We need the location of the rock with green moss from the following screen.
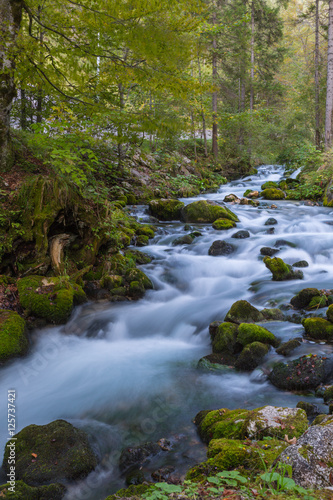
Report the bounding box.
[261,188,285,200]
[125,268,153,290]
[323,178,333,207]
[0,481,66,500]
[181,200,239,223]
[244,406,308,440]
[308,295,327,309]
[263,256,303,281]
[296,401,320,418]
[209,321,222,341]
[235,342,269,371]
[302,317,333,341]
[261,181,279,190]
[100,274,124,290]
[269,355,333,391]
[194,405,307,445]
[148,199,185,221]
[224,300,265,324]
[2,420,97,485]
[261,308,285,321]
[0,309,28,363]
[17,276,86,324]
[323,386,333,403]
[277,422,333,488]
[276,337,302,356]
[290,288,321,309]
[135,225,155,238]
[172,234,194,245]
[237,323,279,347]
[119,442,161,473]
[136,235,149,246]
[123,249,152,265]
[327,304,333,323]
[212,322,239,354]
[197,353,236,370]
[212,218,236,230]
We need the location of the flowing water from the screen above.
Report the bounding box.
[1,164,333,499]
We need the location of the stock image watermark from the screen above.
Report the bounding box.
[6,389,16,493]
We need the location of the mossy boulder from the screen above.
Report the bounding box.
[261,308,285,321]
[237,323,279,348]
[224,300,265,325]
[172,234,194,245]
[135,225,155,238]
[2,420,97,485]
[148,199,185,221]
[290,288,321,309]
[0,309,28,363]
[323,386,333,402]
[327,304,333,323]
[212,322,239,354]
[181,200,239,223]
[197,353,236,371]
[261,181,279,190]
[308,295,328,309]
[269,355,333,391]
[296,401,320,418]
[100,274,124,290]
[276,338,302,356]
[234,342,269,371]
[263,256,303,281]
[136,235,149,246]
[195,405,307,445]
[125,268,153,290]
[261,188,285,200]
[17,276,86,324]
[244,406,308,440]
[302,317,333,341]
[123,249,152,265]
[293,260,309,268]
[212,218,236,230]
[0,481,66,500]
[208,240,236,256]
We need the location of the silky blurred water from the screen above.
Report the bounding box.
[0,164,332,499]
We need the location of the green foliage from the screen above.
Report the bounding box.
[142,482,182,500]
[259,461,315,498]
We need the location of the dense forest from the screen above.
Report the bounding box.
[2,1,333,499]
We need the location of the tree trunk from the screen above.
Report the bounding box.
[117,83,125,167]
[197,55,207,157]
[325,0,333,150]
[0,0,23,171]
[250,0,255,113]
[315,0,320,148]
[20,88,26,130]
[212,11,218,160]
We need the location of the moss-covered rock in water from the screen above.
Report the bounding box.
[290,288,321,309]
[212,218,236,230]
[244,406,308,440]
[0,309,28,363]
[2,420,97,485]
[135,225,155,238]
[100,274,123,290]
[261,181,279,190]
[17,276,86,324]
[224,300,264,324]
[296,401,320,418]
[172,234,194,245]
[148,199,185,221]
[327,304,333,323]
[308,295,328,309]
[261,308,285,321]
[263,256,303,281]
[181,200,239,223]
[269,355,333,391]
[197,353,236,371]
[235,342,269,371]
[123,249,152,265]
[323,386,333,403]
[261,188,285,200]
[237,323,279,348]
[276,337,302,356]
[0,481,66,500]
[125,268,153,290]
[302,317,333,341]
[136,235,149,246]
[212,322,239,354]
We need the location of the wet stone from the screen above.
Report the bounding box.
[231,230,250,239]
[208,240,236,256]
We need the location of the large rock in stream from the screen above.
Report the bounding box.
[2,420,97,485]
[148,199,185,221]
[264,257,303,281]
[181,200,239,223]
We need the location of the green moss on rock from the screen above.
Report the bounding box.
[212,219,236,230]
[261,188,285,200]
[17,276,85,324]
[290,288,321,309]
[327,304,333,323]
[2,420,97,485]
[0,309,28,363]
[181,200,239,223]
[235,342,269,371]
[195,408,249,443]
[0,481,66,500]
[237,323,279,347]
[135,225,155,238]
[212,322,239,354]
[323,386,333,403]
[123,249,152,265]
[104,484,152,500]
[148,199,185,221]
[264,256,303,281]
[100,275,124,290]
[224,300,264,324]
[302,317,333,341]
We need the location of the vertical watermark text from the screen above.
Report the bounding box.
[6,389,16,492]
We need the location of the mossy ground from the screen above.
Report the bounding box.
[0,308,28,362]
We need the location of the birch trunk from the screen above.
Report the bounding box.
[212,11,218,160]
[325,0,333,150]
